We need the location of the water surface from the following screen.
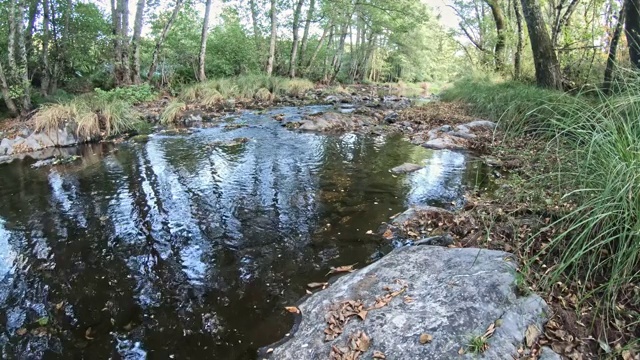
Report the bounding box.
[0,106,490,359]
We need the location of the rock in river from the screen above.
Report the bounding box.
[266,246,560,360]
[390,163,423,174]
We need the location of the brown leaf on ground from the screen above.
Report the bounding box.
[16,328,27,336]
[525,324,541,347]
[329,331,371,360]
[382,229,393,239]
[373,350,386,359]
[484,322,497,339]
[324,300,367,341]
[308,282,329,289]
[419,333,433,344]
[326,264,357,276]
[85,327,94,340]
[285,306,300,314]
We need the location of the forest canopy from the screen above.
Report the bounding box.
[0,0,639,116]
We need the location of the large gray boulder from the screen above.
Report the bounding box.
[267,246,559,360]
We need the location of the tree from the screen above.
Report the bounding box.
[289,0,305,77]
[484,0,506,70]
[266,0,277,76]
[604,5,625,93]
[0,61,18,116]
[147,0,185,81]
[198,0,213,81]
[513,0,524,79]
[626,0,640,68]
[131,0,146,84]
[520,0,563,89]
[41,0,51,95]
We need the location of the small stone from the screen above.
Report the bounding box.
[390,163,423,174]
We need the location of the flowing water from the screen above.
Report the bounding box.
[0,106,492,359]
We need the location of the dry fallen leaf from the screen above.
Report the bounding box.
[266,348,274,354]
[55,301,65,311]
[308,282,329,289]
[419,333,433,344]
[525,324,541,347]
[458,347,465,355]
[373,350,386,359]
[326,264,356,276]
[85,327,95,340]
[382,229,393,239]
[285,306,300,314]
[16,328,27,336]
[484,322,496,339]
[357,310,368,321]
[306,289,312,295]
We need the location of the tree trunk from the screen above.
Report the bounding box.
[266,0,277,76]
[551,0,580,47]
[299,0,315,66]
[330,23,349,83]
[249,0,262,52]
[485,0,506,70]
[520,0,563,89]
[25,0,40,59]
[289,0,305,77]
[111,0,123,84]
[147,0,185,81]
[305,23,330,72]
[120,0,131,85]
[513,0,524,79]
[626,0,640,68]
[0,62,19,116]
[198,0,213,82]
[8,0,18,72]
[16,0,31,112]
[131,0,146,84]
[603,5,626,93]
[41,0,51,95]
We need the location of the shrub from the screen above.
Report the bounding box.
[160,100,186,124]
[443,76,640,316]
[94,84,157,104]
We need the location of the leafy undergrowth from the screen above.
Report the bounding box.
[435,77,640,359]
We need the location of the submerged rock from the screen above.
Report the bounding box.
[266,246,559,360]
[31,155,81,169]
[390,163,423,174]
[208,137,250,147]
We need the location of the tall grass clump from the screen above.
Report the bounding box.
[444,75,640,317]
[177,75,314,105]
[160,100,186,124]
[35,95,140,138]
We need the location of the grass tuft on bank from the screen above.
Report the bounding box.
[177,75,314,109]
[443,77,640,320]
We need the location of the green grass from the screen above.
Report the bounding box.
[177,75,314,106]
[466,335,489,354]
[35,94,141,138]
[443,76,640,318]
[160,100,186,124]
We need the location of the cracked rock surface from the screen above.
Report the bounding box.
[267,246,561,360]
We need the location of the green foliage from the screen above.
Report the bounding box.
[34,92,141,138]
[178,76,314,105]
[160,100,186,124]
[444,77,640,317]
[94,84,157,104]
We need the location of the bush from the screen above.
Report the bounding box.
[34,94,141,138]
[443,76,640,315]
[94,84,157,104]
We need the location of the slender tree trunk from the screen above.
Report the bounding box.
[0,62,19,116]
[249,0,262,51]
[551,0,580,47]
[120,0,131,85]
[16,0,31,112]
[266,0,277,76]
[111,0,123,84]
[41,0,51,95]
[626,0,640,68]
[513,0,524,79]
[485,0,506,70]
[8,0,18,73]
[322,26,335,82]
[131,0,146,84]
[289,0,305,77]
[603,5,626,93]
[305,23,330,72]
[331,23,349,83]
[147,0,185,81]
[25,0,40,59]
[198,0,213,82]
[299,0,315,66]
[520,0,563,89]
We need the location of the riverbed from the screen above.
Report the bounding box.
[0,106,491,359]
